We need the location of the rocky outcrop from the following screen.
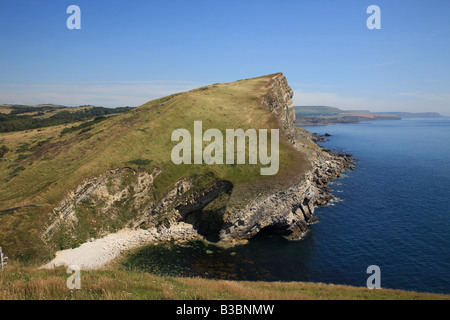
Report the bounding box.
[43,168,233,249]
[219,149,355,243]
[42,168,162,246]
[130,173,233,236]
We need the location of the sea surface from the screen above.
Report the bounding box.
[124,118,450,294]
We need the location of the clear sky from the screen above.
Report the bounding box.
[1,0,449,115]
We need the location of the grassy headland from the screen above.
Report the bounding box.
[0,73,307,261]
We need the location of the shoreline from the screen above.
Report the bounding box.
[41,222,199,270]
[41,151,356,271]
[41,133,356,271]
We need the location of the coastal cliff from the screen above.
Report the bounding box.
[220,149,354,243]
[0,73,355,263]
[42,73,355,251]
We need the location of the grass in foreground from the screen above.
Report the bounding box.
[1,263,448,300]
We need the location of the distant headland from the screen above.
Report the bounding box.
[295,106,444,126]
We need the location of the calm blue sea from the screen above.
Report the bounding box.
[297,118,450,294]
[125,118,450,294]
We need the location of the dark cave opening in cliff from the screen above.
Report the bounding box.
[254,224,294,239]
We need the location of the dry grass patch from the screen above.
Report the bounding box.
[1,264,448,300]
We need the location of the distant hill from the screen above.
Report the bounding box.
[294,106,342,116]
[373,112,444,118]
[295,106,443,126]
[295,106,400,126]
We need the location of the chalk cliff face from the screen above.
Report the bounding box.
[41,73,355,251]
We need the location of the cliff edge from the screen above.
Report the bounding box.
[219,73,355,243]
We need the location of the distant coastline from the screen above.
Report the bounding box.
[294,106,444,126]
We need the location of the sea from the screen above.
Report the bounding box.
[123,118,450,294]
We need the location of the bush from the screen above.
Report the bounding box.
[0,145,9,158]
[126,159,153,166]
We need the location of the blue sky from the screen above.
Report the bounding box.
[1,0,449,115]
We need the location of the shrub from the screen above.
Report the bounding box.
[0,144,9,158]
[126,159,153,166]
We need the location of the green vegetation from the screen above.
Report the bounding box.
[0,105,134,133]
[1,263,448,300]
[0,144,9,158]
[60,116,108,135]
[126,159,153,166]
[7,166,26,181]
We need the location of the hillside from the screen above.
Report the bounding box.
[0,73,352,263]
